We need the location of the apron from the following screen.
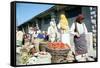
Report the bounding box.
[74,33,87,55]
[74,22,87,55]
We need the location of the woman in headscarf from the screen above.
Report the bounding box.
[48,21,58,42]
[70,14,88,61]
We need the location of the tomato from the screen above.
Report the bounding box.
[48,42,70,50]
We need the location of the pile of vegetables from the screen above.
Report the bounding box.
[48,42,70,50]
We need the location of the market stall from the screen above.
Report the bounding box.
[39,42,72,63]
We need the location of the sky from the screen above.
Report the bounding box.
[16,3,53,26]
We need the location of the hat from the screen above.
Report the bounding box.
[76,14,84,21]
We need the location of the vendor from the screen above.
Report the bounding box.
[28,27,34,43]
[23,33,31,45]
[37,31,45,39]
[44,31,49,41]
[16,28,24,47]
[70,14,88,61]
[48,21,58,42]
[57,12,70,44]
[58,12,69,34]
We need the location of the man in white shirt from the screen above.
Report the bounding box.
[70,14,90,62]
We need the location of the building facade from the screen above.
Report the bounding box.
[18,5,96,34]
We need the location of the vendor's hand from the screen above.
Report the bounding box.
[76,33,80,37]
[74,33,80,38]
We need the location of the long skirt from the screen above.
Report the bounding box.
[74,34,87,55]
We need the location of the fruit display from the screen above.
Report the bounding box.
[48,42,70,50]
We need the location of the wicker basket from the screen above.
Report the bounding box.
[46,47,70,56]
